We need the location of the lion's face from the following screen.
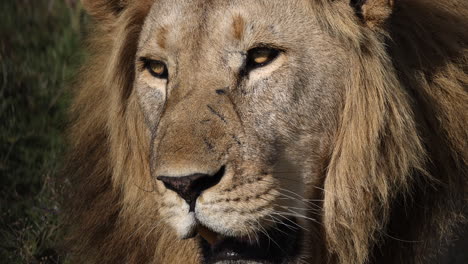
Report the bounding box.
[71,0,467,263]
[134,0,347,262]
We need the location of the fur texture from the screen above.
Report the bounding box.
[64,0,467,263]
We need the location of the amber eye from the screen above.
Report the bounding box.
[144,59,168,79]
[246,47,280,70]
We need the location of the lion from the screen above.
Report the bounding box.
[64,0,467,263]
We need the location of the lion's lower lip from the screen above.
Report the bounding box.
[200,218,302,264]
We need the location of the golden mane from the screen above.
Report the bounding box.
[64,0,467,263]
[65,1,199,262]
[311,0,467,262]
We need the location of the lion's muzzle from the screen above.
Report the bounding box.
[157,166,226,212]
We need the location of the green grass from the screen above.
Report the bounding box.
[0,1,85,263]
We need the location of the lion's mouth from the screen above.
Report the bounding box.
[198,218,302,264]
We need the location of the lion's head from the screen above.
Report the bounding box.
[65,0,467,263]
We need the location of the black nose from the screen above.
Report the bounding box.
[157,166,225,211]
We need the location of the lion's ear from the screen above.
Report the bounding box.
[350,0,394,28]
[81,0,129,21]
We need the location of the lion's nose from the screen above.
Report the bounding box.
[157,166,225,211]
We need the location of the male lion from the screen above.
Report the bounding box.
[65,0,467,263]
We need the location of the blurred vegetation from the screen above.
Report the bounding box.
[0,0,85,263]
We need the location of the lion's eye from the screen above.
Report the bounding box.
[144,59,168,79]
[246,47,280,70]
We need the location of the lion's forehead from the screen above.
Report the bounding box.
[139,0,311,56]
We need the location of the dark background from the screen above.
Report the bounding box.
[0,0,84,263]
[0,1,466,263]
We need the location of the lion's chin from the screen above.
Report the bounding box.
[198,218,302,264]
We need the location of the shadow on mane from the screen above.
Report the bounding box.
[63,0,467,263]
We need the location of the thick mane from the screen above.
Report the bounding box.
[312,0,467,263]
[64,0,467,263]
[65,2,200,263]
[64,5,154,263]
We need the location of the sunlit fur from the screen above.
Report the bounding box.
[65,0,467,263]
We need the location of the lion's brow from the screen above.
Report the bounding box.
[232,14,245,41]
[157,26,169,49]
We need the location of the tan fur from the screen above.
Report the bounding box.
[65,0,467,263]
[232,15,245,41]
[157,26,168,50]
